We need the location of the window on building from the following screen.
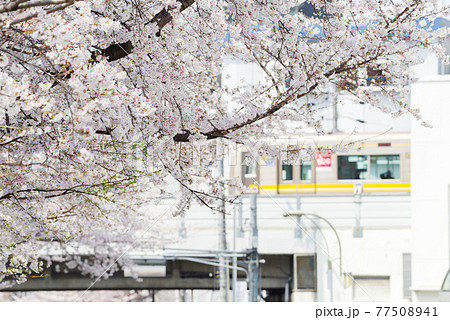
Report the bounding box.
[295,255,317,291]
[338,70,358,91]
[300,160,312,181]
[338,155,368,180]
[370,155,400,180]
[281,161,293,181]
[366,66,387,86]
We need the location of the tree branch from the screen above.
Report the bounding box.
[0,136,23,147]
[103,0,196,62]
[173,55,382,142]
[0,178,134,201]
[8,1,74,26]
[0,0,73,14]
[148,0,195,36]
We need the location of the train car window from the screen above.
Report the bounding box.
[338,155,368,180]
[281,161,293,181]
[301,160,312,181]
[243,154,257,178]
[370,155,400,180]
[241,152,259,188]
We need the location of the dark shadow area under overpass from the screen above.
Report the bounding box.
[1,254,293,294]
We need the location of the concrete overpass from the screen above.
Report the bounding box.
[1,254,293,301]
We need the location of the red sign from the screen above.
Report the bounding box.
[316,151,332,167]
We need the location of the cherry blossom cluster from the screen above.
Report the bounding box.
[0,0,448,283]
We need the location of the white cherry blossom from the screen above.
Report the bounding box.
[0,0,448,284]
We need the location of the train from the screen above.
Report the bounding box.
[229,132,411,194]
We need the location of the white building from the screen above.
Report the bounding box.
[410,75,450,301]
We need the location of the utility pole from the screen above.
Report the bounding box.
[218,155,228,302]
[294,195,302,239]
[331,83,339,133]
[232,195,237,302]
[249,194,259,302]
[353,183,363,238]
[327,260,333,302]
[233,196,245,301]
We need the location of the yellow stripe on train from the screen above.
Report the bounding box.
[249,183,411,193]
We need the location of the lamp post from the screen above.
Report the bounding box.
[284,211,342,275]
[284,211,343,302]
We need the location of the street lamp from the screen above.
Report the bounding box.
[283,211,343,302]
[283,211,343,275]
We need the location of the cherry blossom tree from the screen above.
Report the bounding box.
[0,0,448,284]
[5,289,160,301]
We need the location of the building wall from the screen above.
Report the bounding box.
[410,75,450,301]
[166,192,411,302]
[165,46,444,301]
